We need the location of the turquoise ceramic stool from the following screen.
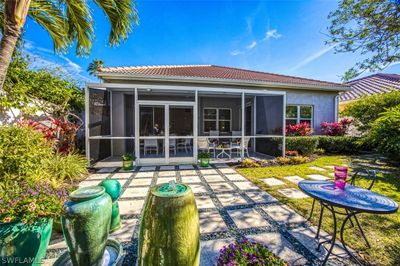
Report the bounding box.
[99,179,122,232]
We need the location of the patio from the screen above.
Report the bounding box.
[45,164,355,265]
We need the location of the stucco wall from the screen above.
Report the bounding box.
[286,90,338,133]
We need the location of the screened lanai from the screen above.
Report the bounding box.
[86,84,285,167]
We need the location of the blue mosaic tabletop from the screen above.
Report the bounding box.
[298,181,398,214]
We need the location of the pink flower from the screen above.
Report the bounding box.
[3,217,12,223]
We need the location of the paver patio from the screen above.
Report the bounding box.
[46,164,353,265]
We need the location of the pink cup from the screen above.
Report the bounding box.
[334,171,347,190]
[334,166,348,173]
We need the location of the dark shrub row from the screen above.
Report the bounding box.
[286,136,370,155]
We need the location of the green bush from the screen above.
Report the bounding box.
[0,126,52,180]
[44,153,88,183]
[342,91,400,132]
[316,136,363,153]
[366,105,400,161]
[285,136,319,155]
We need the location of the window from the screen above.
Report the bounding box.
[203,108,231,133]
[285,105,313,126]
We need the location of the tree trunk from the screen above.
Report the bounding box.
[0,22,21,93]
[0,0,31,93]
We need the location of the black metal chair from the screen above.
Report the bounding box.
[309,168,377,247]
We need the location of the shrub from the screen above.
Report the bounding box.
[290,156,309,164]
[314,148,325,155]
[0,126,52,180]
[317,136,363,153]
[240,158,260,168]
[276,156,291,165]
[44,153,88,183]
[365,105,400,161]
[341,90,400,132]
[320,118,353,136]
[285,122,312,136]
[217,238,287,266]
[285,150,299,156]
[285,136,319,155]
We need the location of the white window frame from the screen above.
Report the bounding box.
[203,108,232,133]
[285,105,313,127]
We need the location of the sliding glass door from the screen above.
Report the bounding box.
[137,102,195,165]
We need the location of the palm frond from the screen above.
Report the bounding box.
[0,0,5,34]
[28,0,69,53]
[60,0,94,56]
[93,0,138,46]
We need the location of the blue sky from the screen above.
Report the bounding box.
[22,0,400,84]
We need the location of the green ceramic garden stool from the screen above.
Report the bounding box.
[138,181,200,266]
[61,186,112,266]
[99,179,122,232]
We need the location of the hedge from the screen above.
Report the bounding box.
[286,136,367,155]
[285,136,319,155]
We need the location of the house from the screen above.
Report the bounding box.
[86,65,348,166]
[339,73,400,111]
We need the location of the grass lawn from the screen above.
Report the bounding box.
[237,155,400,266]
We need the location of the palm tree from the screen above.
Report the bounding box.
[87,59,104,76]
[0,0,138,91]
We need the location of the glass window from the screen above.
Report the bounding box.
[286,106,297,119]
[204,109,216,120]
[169,106,193,136]
[203,108,232,133]
[300,106,312,119]
[139,106,165,136]
[285,105,313,127]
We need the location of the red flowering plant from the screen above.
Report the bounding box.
[217,238,287,266]
[19,117,80,154]
[285,122,312,136]
[320,118,353,136]
[0,180,69,224]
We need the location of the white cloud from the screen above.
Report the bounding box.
[262,29,282,41]
[230,49,244,56]
[22,40,94,84]
[290,44,338,71]
[246,41,257,50]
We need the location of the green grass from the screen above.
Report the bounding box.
[237,155,400,266]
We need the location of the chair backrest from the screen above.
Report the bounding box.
[144,139,157,146]
[232,131,241,136]
[209,130,219,137]
[243,137,251,147]
[197,138,209,149]
[169,139,176,145]
[350,168,377,190]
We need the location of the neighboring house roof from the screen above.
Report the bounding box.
[97,64,348,91]
[340,73,400,102]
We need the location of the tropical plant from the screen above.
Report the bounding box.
[87,59,104,76]
[365,105,400,161]
[240,158,260,168]
[19,117,81,154]
[341,91,400,132]
[0,125,52,180]
[285,122,312,136]
[198,152,211,159]
[285,136,319,155]
[327,0,400,81]
[44,153,87,183]
[0,0,139,90]
[217,238,287,266]
[121,153,136,161]
[320,118,352,136]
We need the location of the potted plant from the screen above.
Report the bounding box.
[217,238,287,266]
[121,153,136,170]
[198,152,210,167]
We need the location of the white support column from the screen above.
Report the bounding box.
[282,93,286,157]
[241,92,245,160]
[253,96,257,153]
[134,88,140,165]
[85,86,90,166]
[194,90,198,164]
[165,104,170,164]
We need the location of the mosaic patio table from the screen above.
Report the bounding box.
[298,180,398,265]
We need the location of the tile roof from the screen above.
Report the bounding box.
[98,64,345,88]
[340,73,400,102]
